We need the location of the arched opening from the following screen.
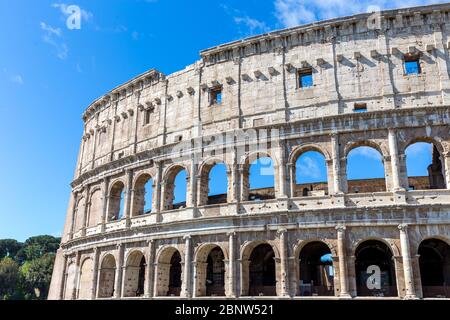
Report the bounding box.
[355,240,397,297]
[123,251,146,297]
[98,254,116,298]
[245,156,275,201]
[298,242,334,296]
[248,244,276,296]
[207,163,228,205]
[295,150,328,197]
[132,174,153,216]
[164,167,187,210]
[78,258,94,299]
[73,197,85,233]
[108,181,125,221]
[347,146,386,193]
[405,142,446,190]
[168,251,182,296]
[87,190,102,227]
[64,263,77,300]
[195,245,226,296]
[418,238,450,298]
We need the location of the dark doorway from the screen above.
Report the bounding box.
[419,239,450,298]
[206,247,225,296]
[248,244,276,296]
[168,251,182,296]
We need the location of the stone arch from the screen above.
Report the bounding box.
[78,257,94,299]
[132,173,154,216]
[417,237,450,298]
[197,158,231,205]
[354,239,398,297]
[240,241,280,296]
[98,254,116,298]
[73,196,86,233]
[403,137,447,190]
[155,246,183,296]
[289,145,330,197]
[107,180,125,221]
[194,243,227,297]
[64,262,77,300]
[344,141,388,193]
[123,250,146,297]
[162,164,189,210]
[240,151,277,201]
[87,188,102,227]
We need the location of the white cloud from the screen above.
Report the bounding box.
[221,4,270,36]
[297,156,321,179]
[273,0,446,28]
[11,74,24,85]
[349,146,382,160]
[51,3,93,22]
[40,22,68,60]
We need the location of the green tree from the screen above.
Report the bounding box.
[0,257,20,299]
[0,239,23,260]
[21,253,56,300]
[16,235,60,262]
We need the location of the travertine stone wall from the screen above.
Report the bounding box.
[49,4,450,300]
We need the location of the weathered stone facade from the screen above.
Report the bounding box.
[49,4,450,300]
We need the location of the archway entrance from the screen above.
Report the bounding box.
[298,242,334,296]
[355,240,397,297]
[248,244,276,296]
[419,239,450,298]
[123,251,146,297]
[168,251,182,296]
[98,255,116,298]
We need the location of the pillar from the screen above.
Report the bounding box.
[227,232,237,297]
[145,240,155,298]
[72,251,81,300]
[80,186,90,236]
[188,161,197,208]
[331,133,343,194]
[336,225,351,297]
[153,162,163,213]
[59,254,68,300]
[68,192,79,240]
[388,128,404,191]
[181,235,192,297]
[91,248,100,299]
[114,244,124,298]
[278,228,289,296]
[398,224,418,299]
[288,163,295,198]
[123,169,133,226]
[444,152,450,189]
[277,142,288,198]
[100,177,109,232]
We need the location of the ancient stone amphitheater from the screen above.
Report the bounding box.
[49,3,450,300]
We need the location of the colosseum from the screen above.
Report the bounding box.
[49,3,450,300]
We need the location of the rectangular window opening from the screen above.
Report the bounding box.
[298,68,313,88]
[144,109,152,126]
[210,87,222,105]
[354,103,367,113]
[404,55,421,75]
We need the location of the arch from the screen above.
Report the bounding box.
[87,188,102,227]
[298,241,334,296]
[98,254,116,298]
[162,164,188,210]
[405,139,447,190]
[132,173,153,216]
[241,152,276,201]
[246,243,277,296]
[294,150,329,197]
[155,246,183,296]
[73,196,85,232]
[107,181,125,221]
[194,244,226,296]
[344,140,388,159]
[418,238,450,298]
[346,143,386,193]
[64,262,77,300]
[354,240,398,297]
[123,250,146,297]
[198,158,230,205]
[288,144,332,164]
[78,257,94,299]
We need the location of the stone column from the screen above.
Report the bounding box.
[227,232,237,297]
[398,224,418,299]
[444,152,450,189]
[230,159,239,203]
[288,163,295,198]
[278,228,289,296]
[123,169,133,227]
[91,248,100,299]
[336,225,351,298]
[145,240,155,298]
[239,167,247,202]
[114,244,124,299]
[100,177,109,232]
[72,251,81,300]
[277,143,288,198]
[181,235,192,298]
[188,161,197,209]
[59,254,68,299]
[331,133,343,194]
[68,192,79,240]
[80,186,90,236]
[153,162,163,213]
[388,129,404,191]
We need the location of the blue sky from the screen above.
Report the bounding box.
[0,0,442,241]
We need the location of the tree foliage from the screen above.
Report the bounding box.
[0,235,60,300]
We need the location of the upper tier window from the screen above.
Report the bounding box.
[404,56,421,75]
[210,87,222,105]
[298,68,313,88]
